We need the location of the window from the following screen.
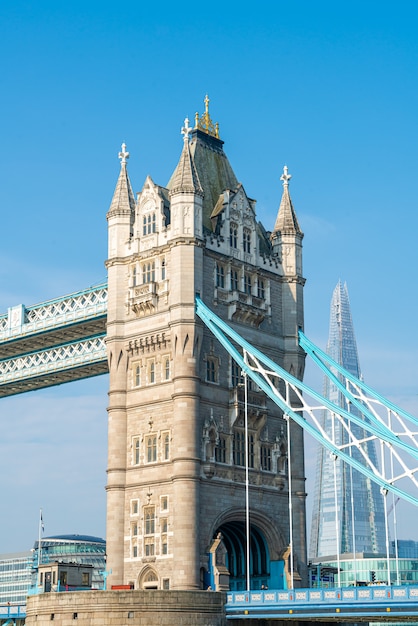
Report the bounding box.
[142,261,155,284]
[133,438,140,465]
[163,356,170,380]
[244,274,252,295]
[82,572,90,586]
[144,538,155,556]
[131,499,139,515]
[261,445,272,471]
[161,535,168,555]
[162,432,170,460]
[145,506,155,534]
[143,213,156,235]
[206,357,217,383]
[146,435,157,463]
[231,362,243,387]
[161,258,166,280]
[132,545,138,558]
[148,360,155,384]
[132,265,138,287]
[233,432,254,467]
[216,263,225,288]
[134,364,141,387]
[162,578,170,590]
[257,278,265,299]
[229,223,238,248]
[161,496,168,511]
[248,434,255,468]
[230,269,238,291]
[215,436,227,463]
[233,431,245,466]
[243,229,251,253]
[132,523,138,536]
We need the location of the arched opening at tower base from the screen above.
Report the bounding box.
[209,521,287,591]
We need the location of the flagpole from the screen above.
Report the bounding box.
[38,509,43,570]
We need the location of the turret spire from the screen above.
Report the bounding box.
[107,142,136,217]
[272,165,302,236]
[169,118,203,196]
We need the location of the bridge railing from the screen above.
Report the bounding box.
[227,584,418,606]
[0,283,108,339]
[0,604,26,618]
[0,336,107,383]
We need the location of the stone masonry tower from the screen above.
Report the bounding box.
[105,98,307,592]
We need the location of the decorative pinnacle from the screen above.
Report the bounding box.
[194,94,219,138]
[181,117,192,143]
[280,165,292,187]
[118,143,129,165]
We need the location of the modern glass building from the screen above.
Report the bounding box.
[309,281,386,560]
[393,540,418,559]
[310,552,418,587]
[0,534,106,606]
[34,535,106,590]
[0,551,33,606]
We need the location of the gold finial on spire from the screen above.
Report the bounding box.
[195,94,220,138]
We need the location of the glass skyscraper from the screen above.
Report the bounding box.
[309,281,386,560]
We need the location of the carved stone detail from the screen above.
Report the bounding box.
[127,333,169,355]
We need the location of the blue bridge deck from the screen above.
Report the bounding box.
[226,585,418,621]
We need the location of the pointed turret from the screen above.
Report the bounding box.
[107,143,136,259]
[168,118,204,240]
[272,166,302,236]
[107,143,136,218]
[272,165,305,384]
[169,118,203,197]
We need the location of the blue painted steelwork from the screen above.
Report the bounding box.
[226,585,418,620]
[299,328,418,428]
[0,283,107,341]
[195,296,418,507]
[0,334,106,379]
[0,284,108,396]
[0,605,25,620]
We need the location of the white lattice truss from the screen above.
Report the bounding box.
[0,336,106,382]
[0,283,108,336]
[196,296,418,507]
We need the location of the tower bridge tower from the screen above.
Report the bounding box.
[105,99,307,591]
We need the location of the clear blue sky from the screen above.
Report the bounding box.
[1,0,418,554]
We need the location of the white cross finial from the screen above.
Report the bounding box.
[118,143,129,165]
[181,117,192,142]
[280,165,292,187]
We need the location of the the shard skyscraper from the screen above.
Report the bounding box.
[309,281,386,559]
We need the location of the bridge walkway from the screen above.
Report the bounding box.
[0,284,108,397]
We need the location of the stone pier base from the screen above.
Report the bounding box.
[26,590,227,626]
